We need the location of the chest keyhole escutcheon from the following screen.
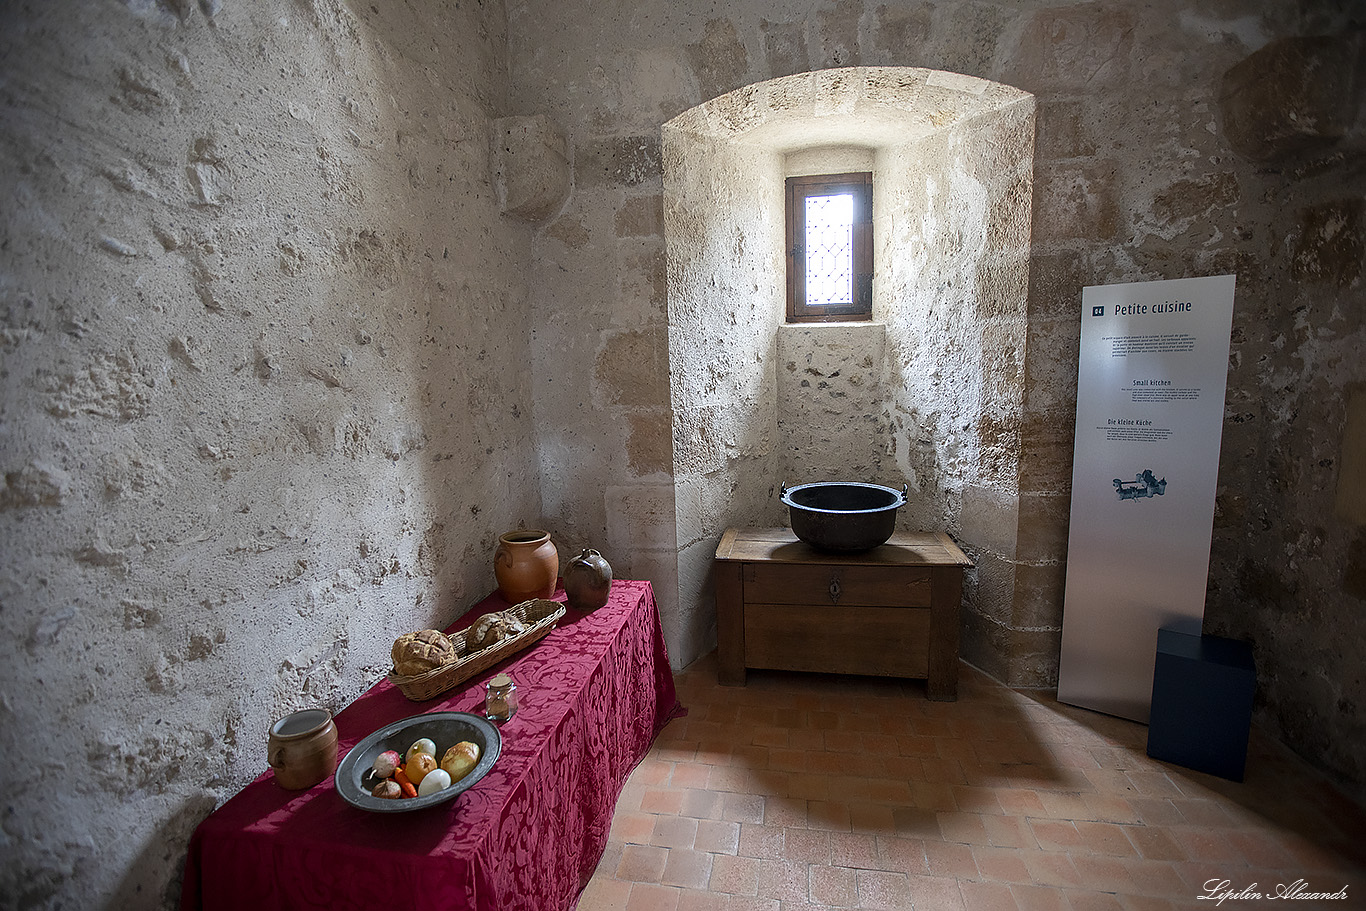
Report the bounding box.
[828,576,842,604]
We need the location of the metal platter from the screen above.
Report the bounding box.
[334,711,501,813]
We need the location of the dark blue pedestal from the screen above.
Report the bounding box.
[1146,627,1255,781]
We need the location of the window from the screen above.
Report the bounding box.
[785,172,873,323]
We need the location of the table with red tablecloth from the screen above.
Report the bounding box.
[180,580,683,911]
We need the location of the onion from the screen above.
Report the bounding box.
[371,779,403,799]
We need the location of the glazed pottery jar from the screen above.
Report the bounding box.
[494,529,558,603]
[267,708,338,790]
[563,547,613,611]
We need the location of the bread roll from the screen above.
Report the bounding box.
[464,611,528,651]
[391,629,457,676]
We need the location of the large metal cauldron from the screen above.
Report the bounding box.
[779,481,908,552]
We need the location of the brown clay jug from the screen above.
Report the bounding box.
[494,529,558,603]
[267,708,338,790]
[563,547,613,611]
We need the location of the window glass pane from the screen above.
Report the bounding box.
[804,193,854,306]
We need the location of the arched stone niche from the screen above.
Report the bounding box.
[663,67,1037,682]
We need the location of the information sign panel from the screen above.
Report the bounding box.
[1057,274,1236,723]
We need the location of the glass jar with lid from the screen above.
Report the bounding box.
[484,673,518,723]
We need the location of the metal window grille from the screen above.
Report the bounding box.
[804,194,855,306]
[785,172,872,323]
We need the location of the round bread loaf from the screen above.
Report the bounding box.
[391,629,457,676]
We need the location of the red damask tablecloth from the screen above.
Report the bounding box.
[180,580,683,911]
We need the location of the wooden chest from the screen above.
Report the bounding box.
[713,527,972,700]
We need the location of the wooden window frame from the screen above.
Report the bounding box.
[785,172,873,323]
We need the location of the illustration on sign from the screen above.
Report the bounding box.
[1114,470,1167,501]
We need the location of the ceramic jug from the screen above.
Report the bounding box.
[564,547,613,611]
[494,529,558,603]
[268,708,338,790]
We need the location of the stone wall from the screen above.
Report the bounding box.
[0,1,537,906]
[662,127,784,660]
[876,97,1036,684]
[506,0,1366,792]
[1203,30,1366,787]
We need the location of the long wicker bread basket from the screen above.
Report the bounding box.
[388,598,565,702]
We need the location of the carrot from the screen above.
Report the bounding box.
[393,766,418,799]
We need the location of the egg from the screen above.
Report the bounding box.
[417,767,451,797]
[405,738,437,764]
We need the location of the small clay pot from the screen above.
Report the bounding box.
[494,529,558,603]
[268,708,338,790]
[564,547,613,612]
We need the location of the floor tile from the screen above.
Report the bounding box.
[722,792,765,824]
[828,831,879,870]
[805,800,852,832]
[1063,888,1126,911]
[1029,818,1084,853]
[846,801,897,835]
[906,872,967,910]
[640,787,685,815]
[983,813,1037,849]
[782,827,831,864]
[755,858,810,904]
[738,822,785,859]
[660,848,714,890]
[1117,857,1188,897]
[764,799,807,828]
[577,874,632,911]
[959,878,1022,911]
[617,843,669,882]
[695,818,741,855]
[938,810,991,845]
[972,845,1033,884]
[675,889,727,911]
[670,762,711,790]
[625,882,681,911]
[1068,852,1139,893]
[924,838,979,877]
[1080,792,1141,825]
[807,863,858,907]
[1074,820,1138,856]
[709,853,760,895]
[611,810,659,844]
[854,868,911,911]
[678,787,722,820]
[1168,826,1241,864]
[649,814,698,850]
[1010,882,1070,911]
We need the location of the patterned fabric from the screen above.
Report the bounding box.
[180,580,684,911]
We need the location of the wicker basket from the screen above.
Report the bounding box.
[387,599,566,702]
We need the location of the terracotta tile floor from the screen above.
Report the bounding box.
[578,654,1366,911]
